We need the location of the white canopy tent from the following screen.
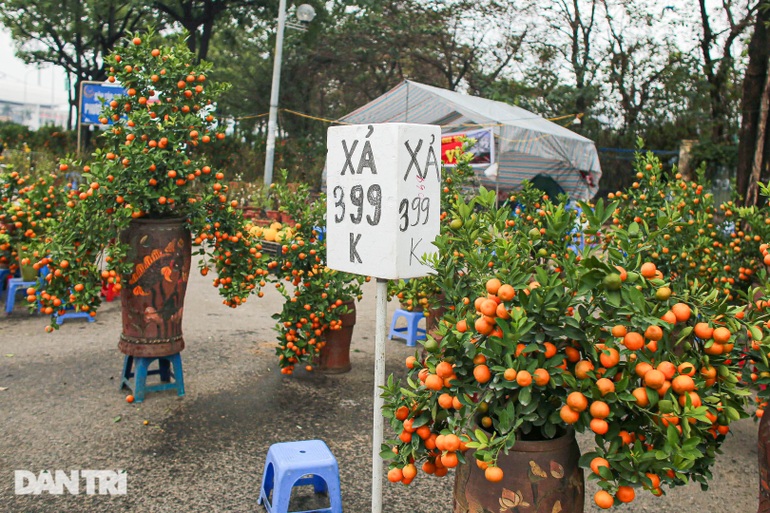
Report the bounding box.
[338,80,602,200]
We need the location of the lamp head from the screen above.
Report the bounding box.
[296,4,316,23]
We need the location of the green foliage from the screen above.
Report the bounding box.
[380,150,757,503]
[609,144,770,303]
[0,166,69,275]
[261,177,366,373]
[32,30,268,329]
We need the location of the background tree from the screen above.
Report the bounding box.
[152,0,271,61]
[695,0,759,143]
[737,1,770,205]
[602,1,688,145]
[0,0,154,129]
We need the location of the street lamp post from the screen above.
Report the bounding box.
[263,1,316,187]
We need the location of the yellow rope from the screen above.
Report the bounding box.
[232,108,584,127]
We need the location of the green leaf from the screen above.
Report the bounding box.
[380,449,397,460]
[725,406,741,422]
[474,429,489,445]
[519,387,532,406]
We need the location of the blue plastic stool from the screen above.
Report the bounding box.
[389,308,426,347]
[55,309,96,325]
[5,277,39,314]
[258,440,342,513]
[120,353,185,403]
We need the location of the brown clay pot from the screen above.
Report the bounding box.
[240,206,261,220]
[759,411,770,512]
[265,209,281,221]
[318,300,356,373]
[454,429,584,513]
[118,217,191,357]
[425,294,447,336]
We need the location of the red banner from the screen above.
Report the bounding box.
[441,128,494,166]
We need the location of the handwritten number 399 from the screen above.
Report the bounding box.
[399,197,430,231]
[333,184,382,226]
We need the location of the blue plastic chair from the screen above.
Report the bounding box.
[120,353,185,403]
[389,308,427,347]
[55,308,96,325]
[5,266,49,314]
[258,439,343,513]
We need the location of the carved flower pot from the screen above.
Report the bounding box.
[118,217,191,357]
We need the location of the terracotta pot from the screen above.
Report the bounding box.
[118,217,191,357]
[425,294,447,335]
[265,209,281,222]
[759,411,770,512]
[240,206,262,220]
[280,211,295,225]
[454,429,584,513]
[318,300,356,373]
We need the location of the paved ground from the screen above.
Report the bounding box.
[0,258,763,512]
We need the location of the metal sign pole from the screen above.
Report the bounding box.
[76,81,83,156]
[371,277,388,513]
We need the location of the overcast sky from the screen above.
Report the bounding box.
[0,27,69,108]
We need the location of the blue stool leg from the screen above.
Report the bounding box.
[5,283,17,313]
[133,358,151,403]
[170,353,185,397]
[258,460,275,507]
[407,312,426,347]
[120,355,134,391]
[326,467,343,513]
[270,468,294,513]
[159,358,171,382]
[388,310,401,340]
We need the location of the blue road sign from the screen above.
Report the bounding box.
[79,82,126,125]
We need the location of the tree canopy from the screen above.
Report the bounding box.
[1,0,768,200]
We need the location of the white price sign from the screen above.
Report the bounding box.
[326,123,441,280]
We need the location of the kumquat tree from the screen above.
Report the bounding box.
[261,177,366,374]
[381,152,762,509]
[27,30,270,330]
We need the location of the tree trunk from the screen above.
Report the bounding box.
[737,3,770,204]
[745,68,770,207]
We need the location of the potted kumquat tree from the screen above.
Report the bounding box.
[0,167,68,283]
[259,177,366,374]
[32,31,268,358]
[381,153,754,511]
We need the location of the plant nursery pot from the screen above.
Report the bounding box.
[759,411,770,512]
[240,206,261,220]
[280,211,295,225]
[453,429,584,513]
[425,294,447,335]
[118,217,191,357]
[17,251,37,281]
[318,300,356,373]
[265,209,282,222]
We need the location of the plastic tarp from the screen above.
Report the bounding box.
[338,80,602,200]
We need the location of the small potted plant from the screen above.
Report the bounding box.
[263,177,366,374]
[34,31,267,355]
[381,155,752,511]
[0,167,67,282]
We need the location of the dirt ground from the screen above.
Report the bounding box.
[0,258,763,512]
